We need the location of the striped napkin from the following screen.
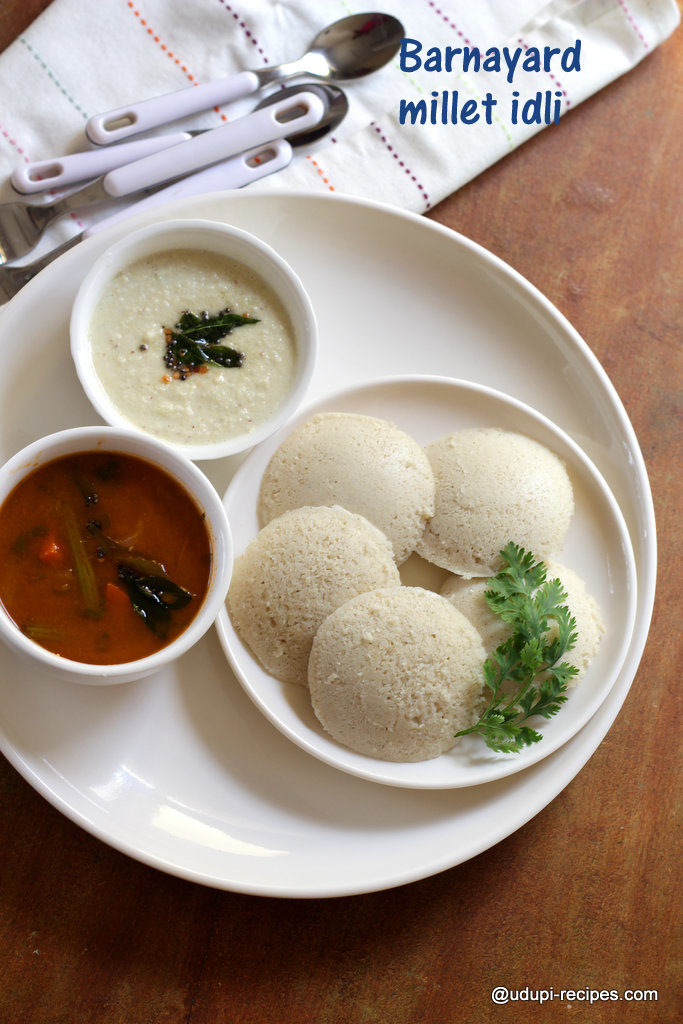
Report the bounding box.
[0,0,678,229]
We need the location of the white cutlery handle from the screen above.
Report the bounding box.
[83,139,293,238]
[102,92,324,198]
[10,132,193,194]
[85,71,261,145]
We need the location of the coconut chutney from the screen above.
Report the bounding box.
[89,248,297,446]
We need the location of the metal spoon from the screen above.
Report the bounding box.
[11,83,347,199]
[76,85,347,231]
[85,12,403,145]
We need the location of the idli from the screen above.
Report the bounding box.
[308,587,486,762]
[257,412,435,564]
[440,576,511,653]
[441,559,604,683]
[417,428,573,577]
[227,506,400,686]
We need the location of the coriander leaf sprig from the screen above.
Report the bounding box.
[455,542,579,754]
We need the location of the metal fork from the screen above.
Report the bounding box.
[0,178,138,267]
[0,157,228,266]
[1,85,334,268]
[0,138,295,305]
[0,130,197,266]
[1,87,332,267]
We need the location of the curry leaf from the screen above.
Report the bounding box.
[164,307,258,377]
[117,566,193,637]
[175,308,258,342]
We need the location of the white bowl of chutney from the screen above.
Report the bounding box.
[70,219,318,461]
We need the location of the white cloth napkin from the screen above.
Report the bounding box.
[0,0,678,231]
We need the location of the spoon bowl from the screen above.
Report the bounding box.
[306,13,404,80]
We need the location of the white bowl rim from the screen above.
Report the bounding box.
[0,425,233,682]
[69,218,318,461]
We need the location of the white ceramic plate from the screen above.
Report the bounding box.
[217,376,637,788]
[0,193,655,896]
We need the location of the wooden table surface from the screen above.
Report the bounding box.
[0,4,680,1022]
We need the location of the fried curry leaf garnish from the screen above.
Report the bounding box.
[117,566,193,638]
[455,542,578,754]
[163,307,258,378]
[86,524,194,635]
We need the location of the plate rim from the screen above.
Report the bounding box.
[0,190,657,896]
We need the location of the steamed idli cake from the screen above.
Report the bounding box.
[440,576,510,653]
[441,559,604,683]
[308,587,486,762]
[257,412,435,564]
[417,428,573,577]
[227,506,400,686]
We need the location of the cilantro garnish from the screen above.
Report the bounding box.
[455,542,579,754]
[164,307,259,379]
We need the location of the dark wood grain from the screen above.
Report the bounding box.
[0,4,680,1023]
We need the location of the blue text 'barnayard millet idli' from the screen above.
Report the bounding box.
[257,412,435,564]
[227,505,400,685]
[416,427,574,577]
